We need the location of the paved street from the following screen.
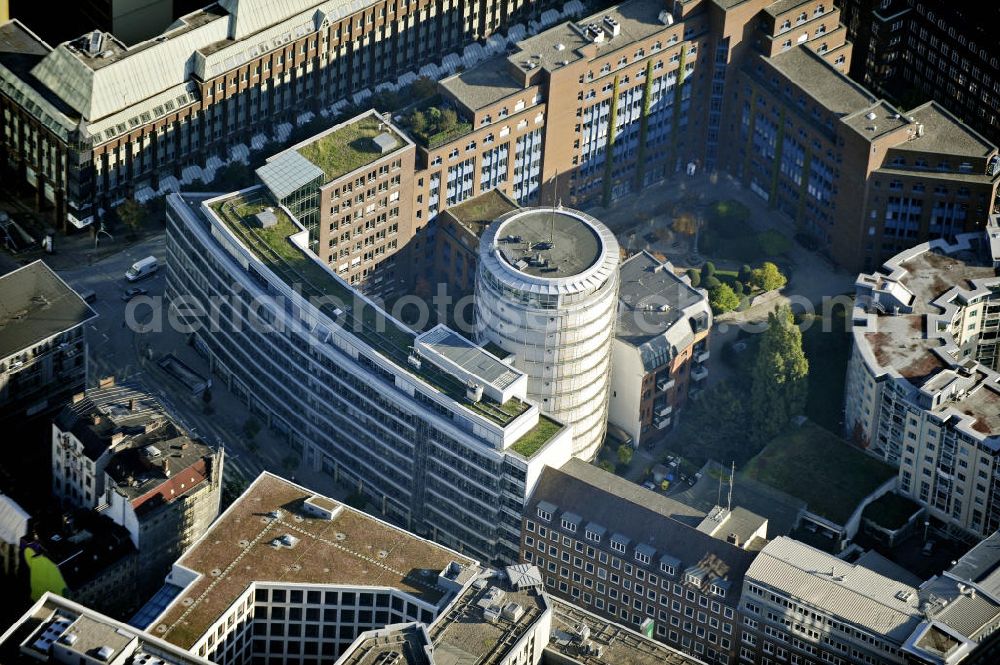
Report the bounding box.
[56,235,348,499]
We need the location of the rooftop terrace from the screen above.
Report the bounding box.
[294,112,408,182]
[205,190,566,443]
[154,473,475,649]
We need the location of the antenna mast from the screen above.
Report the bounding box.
[727,461,735,512]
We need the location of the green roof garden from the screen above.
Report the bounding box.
[741,421,897,525]
[510,415,563,459]
[398,97,474,149]
[296,114,405,182]
[444,189,520,237]
[207,191,545,436]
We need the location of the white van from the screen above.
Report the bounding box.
[125,256,158,282]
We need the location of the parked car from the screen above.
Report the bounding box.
[122,287,149,301]
[643,481,657,491]
[922,540,936,556]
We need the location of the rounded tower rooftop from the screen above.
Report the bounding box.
[475,206,620,460]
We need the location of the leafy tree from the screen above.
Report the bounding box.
[703,275,721,290]
[731,280,745,296]
[671,382,760,467]
[700,261,716,281]
[116,200,147,239]
[440,108,458,132]
[751,261,787,292]
[750,306,809,444]
[709,283,740,313]
[597,460,616,474]
[739,264,753,284]
[686,268,700,287]
[408,110,427,135]
[617,444,634,467]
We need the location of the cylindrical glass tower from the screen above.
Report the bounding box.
[475,207,620,460]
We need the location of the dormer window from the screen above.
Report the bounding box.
[537,508,551,521]
[561,518,578,533]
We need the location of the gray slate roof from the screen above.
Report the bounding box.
[529,459,757,607]
[616,252,709,358]
[0,260,95,361]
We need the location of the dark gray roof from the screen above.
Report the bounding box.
[0,21,79,121]
[54,382,170,460]
[530,459,756,606]
[497,210,602,277]
[0,260,95,360]
[616,251,707,347]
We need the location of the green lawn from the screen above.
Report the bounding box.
[511,415,563,458]
[801,305,852,433]
[741,421,897,525]
[862,492,921,531]
[297,116,403,181]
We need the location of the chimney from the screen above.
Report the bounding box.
[98,376,115,389]
[162,460,171,477]
[129,398,137,412]
[111,432,125,445]
[726,533,741,547]
[72,392,86,404]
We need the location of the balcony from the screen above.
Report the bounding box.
[656,376,675,392]
[691,365,709,382]
[656,404,673,417]
[653,415,672,430]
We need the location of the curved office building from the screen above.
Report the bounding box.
[164,188,572,564]
[475,207,620,461]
